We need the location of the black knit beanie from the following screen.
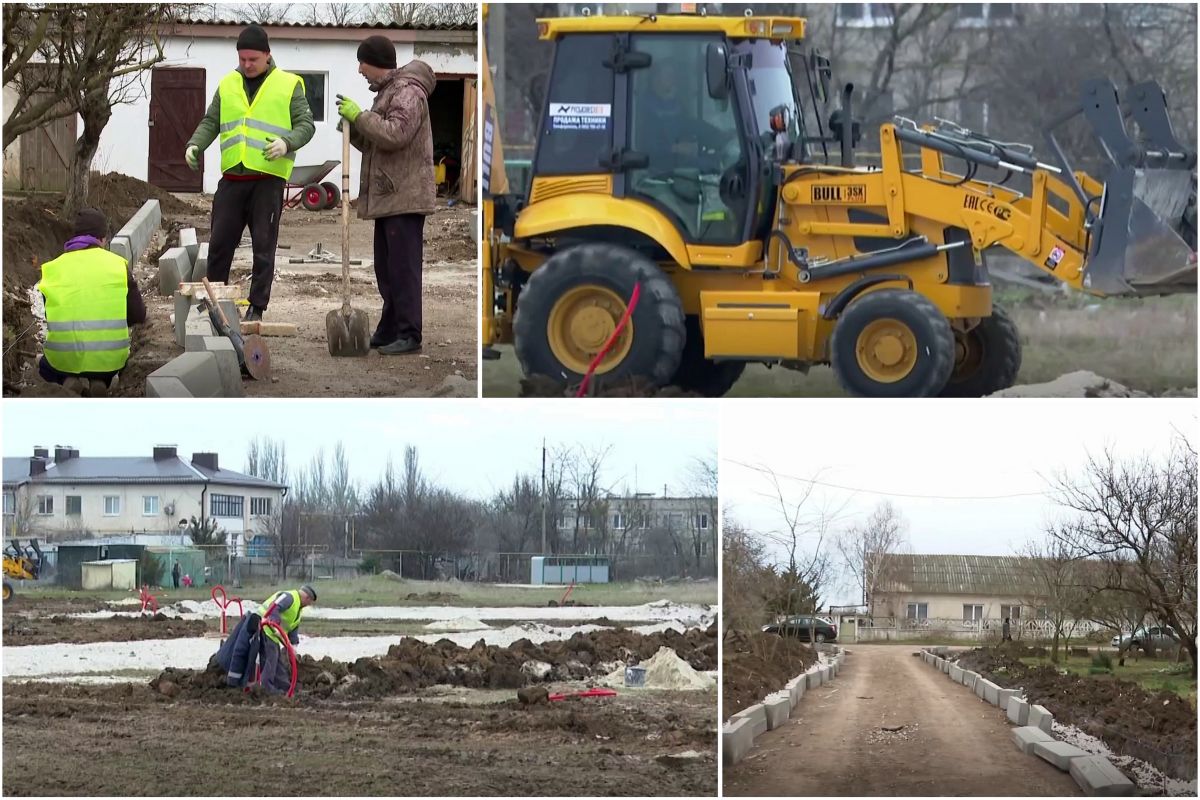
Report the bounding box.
[73,208,108,239]
[236,24,270,53]
[357,35,397,70]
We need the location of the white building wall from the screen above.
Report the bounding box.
[20,482,204,536]
[874,592,1033,621]
[97,33,476,194]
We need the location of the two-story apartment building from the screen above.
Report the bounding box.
[3,445,286,545]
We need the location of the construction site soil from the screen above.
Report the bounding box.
[3,625,717,796]
[4,172,476,397]
[3,612,208,645]
[956,646,1196,779]
[721,629,819,720]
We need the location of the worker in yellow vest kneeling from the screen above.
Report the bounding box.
[184,24,315,322]
[36,208,146,397]
[254,584,317,693]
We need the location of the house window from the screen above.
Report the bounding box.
[143,496,159,516]
[1000,604,1021,622]
[66,495,82,515]
[1036,606,1051,620]
[700,539,708,556]
[696,513,709,530]
[611,512,625,530]
[36,495,53,515]
[906,602,928,620]
[103,495,121,516]
[839,3,894,26]
[250,497,273,517]
[956,3,1016,26]
[210,493,243,518]
[294,72,327,122]
[2,493,13,515]
[963,604,984,623]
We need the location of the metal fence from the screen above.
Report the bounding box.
[360,550,716,583]
[856,616,1110,642]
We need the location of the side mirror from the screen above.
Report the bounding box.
[705,42,729,100]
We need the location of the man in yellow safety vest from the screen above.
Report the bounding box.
[37,208,146,397]
[184,24,314,321]
[254,583,317,693]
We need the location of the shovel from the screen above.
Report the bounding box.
[325,121,370,356]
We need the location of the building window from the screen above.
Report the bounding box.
[1000,604,1021,622]
[963,604,984,624]
[210,493,243,518]
[143,496,160,516]
[611,512,625,530]
[2,493,13,515]
[250,497,272,517]
[37,495,53,515]
[956,3,1017,26]
[839,3,894,26]
[696,513,709,530]
[700,539,708,556]
[1036,606,1051,620]
[66,495,82,515]
[103,495,121,515]
[906,602,928,620]
[295,72,327,122]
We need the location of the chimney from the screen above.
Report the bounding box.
[33,446,49,459]
[29,458,46,477]
[192,452,219,471]
[54,446,76,464]
[153,445,177,461]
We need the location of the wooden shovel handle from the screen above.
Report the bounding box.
[342,121,351,304]
[202,277,231,329]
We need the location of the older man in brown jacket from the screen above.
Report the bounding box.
[336,36,436,355]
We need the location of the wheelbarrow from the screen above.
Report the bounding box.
[284,159,341,211]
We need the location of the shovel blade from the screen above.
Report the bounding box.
[326,307,371,357]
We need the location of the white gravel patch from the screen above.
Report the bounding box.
[1053,722,1197,797]
[2,620,692,681]
[424,617,491,632]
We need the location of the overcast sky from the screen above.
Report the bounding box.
[722,400,1197,605]
[3,400,717,501]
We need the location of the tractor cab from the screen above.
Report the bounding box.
[528,13,818,251]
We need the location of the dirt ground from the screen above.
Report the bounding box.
[956,645,1197,780]
[723,645,1079,796]
[3,173,477,397]
[3,613,208,646]
[2,682,715,796]
[721,630,818,721]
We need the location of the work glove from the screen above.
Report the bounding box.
[185,145,200,171]
[336,94,362,124]
[262,136,289,161]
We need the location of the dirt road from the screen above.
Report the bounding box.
[723,645,1080,796]
[2,683,714,796]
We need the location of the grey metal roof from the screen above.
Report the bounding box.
[180,18,475,31]
[2,457,286,490]
[3,459,31,487]
[878,554,1046,596]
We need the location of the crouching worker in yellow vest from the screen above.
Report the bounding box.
[254,584,317,693]
[36,207,146,397]
[184,24,314,322]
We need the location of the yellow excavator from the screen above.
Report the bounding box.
[481,10,1196,397]
[3,538,44,601]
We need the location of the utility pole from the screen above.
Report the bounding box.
[540,438,547,554]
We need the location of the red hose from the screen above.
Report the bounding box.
[259,618,299,699]
[575,282,641,398]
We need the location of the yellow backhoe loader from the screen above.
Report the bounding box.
[3,538,44,601]
[481,10,1196,397]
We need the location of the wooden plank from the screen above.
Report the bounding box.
[241,321,298,337]
[176,282,244,300]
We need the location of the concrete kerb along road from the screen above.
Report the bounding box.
[159,247,191,297]
[918,648,1134,797]
[723,645,848,767]
[109,199,161,269]
[199,336,243,397]
[179,227,199,264]
[145,351,223,398]
[192,242,209,283]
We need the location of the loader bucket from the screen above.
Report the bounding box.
[1084,165,1196,296]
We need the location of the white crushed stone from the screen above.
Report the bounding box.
[423,617,491,632]
[1052,722,1197,797]
[600,646,714,691]
[520,660,552,680]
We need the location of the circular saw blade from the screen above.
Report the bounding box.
[241,334,272,380]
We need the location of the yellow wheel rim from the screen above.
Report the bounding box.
[856,318,918,384]
[2,585,10,601]
[546,285,634,375]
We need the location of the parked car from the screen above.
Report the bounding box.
[763,616,838,643]
[1110,625,1179,652]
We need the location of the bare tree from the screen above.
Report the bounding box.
[303,3,363,26]
[1047,434,1198,673]
[722,512,774,633]
[835,501,909,616]
[263,503,302,581]
[1020,539,1088,663]
[238,3,290,24]
[366,3,477,27]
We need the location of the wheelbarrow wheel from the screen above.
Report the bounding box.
[301,183,325,211]
[321,181,342,210]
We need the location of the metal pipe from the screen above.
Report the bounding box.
[805,240,966,281]
[840,83,854,168]
[893,126,1027,174]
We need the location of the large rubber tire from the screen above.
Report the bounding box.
[321,181,342,210]
[831,289,955,397]
[670,317,746,397]
[513,243,685,388]
[940,306,1022,397]
[301,184,325,211]
[2,581,12,602]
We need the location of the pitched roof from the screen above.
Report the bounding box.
[179,17,475,31]
[1,457,285,490]
[877,554,1045,596]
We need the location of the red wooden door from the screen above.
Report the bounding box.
[148,67,205,191]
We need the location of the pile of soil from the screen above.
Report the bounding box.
[425,206,475,262]
[955,646,1197,779]
[151,623,718,703]
[721,629,820,721]
[4,613,208,645]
